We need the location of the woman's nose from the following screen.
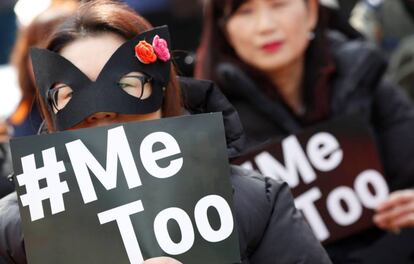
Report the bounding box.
[85,112,117,123]
[256,7,277,34]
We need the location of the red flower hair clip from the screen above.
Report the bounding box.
[135,35,171,64]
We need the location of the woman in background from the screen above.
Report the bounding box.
[196,0,414,263]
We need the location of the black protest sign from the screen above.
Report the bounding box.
[11,113,241,264]
[233,116,389,244]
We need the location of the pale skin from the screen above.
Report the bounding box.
[225,0,414,230]
[225,0,318,114]
[374,190,414,231]
[58,32,181,263]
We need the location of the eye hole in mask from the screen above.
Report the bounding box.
[117,72,153,100]
[48,83,73,113]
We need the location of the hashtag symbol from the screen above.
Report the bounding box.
[16,147,69,222]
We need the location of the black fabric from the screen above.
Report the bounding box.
[0,192,25,264]
[0,177,13,201]
[231,166,331,264]
[30,26,171,131]
[179,77,246,159]
[0,143,13,199]
[324,6,363,40]
[0,78,330,264]
[216,33,414,263]
[402,0,414,22]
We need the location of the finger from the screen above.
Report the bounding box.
[373,218,388,229]
[390,213,414,229]
[373,215,401,231]
[374,219,401,233]
[376,190,414,212]
[374,201,414,224]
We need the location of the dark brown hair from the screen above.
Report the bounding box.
[39,0,183,131]
[195,0,333,123]
[10,5,76,125]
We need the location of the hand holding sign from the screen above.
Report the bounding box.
[374,190,414,230]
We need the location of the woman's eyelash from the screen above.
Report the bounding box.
[118,83,131,88]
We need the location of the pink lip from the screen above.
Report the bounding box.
[261,41,284,53]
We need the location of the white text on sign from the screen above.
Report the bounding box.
[241,132,389,241]
[16,126,235,263]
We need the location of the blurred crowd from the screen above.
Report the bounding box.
[1,0,414,263]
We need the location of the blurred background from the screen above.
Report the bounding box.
[1,0,414,136]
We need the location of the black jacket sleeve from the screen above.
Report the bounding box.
[230,166,332,264]
[0,192,26,264]
[0,143,14,199]
[372,79,414,190]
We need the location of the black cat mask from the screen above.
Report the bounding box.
[31,26,171,131]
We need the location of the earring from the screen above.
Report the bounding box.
[308,31,315,40]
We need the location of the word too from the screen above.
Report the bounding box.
[98,194,234,264]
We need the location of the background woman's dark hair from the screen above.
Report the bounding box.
[195,0,333,123]
[38,0,183,131]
